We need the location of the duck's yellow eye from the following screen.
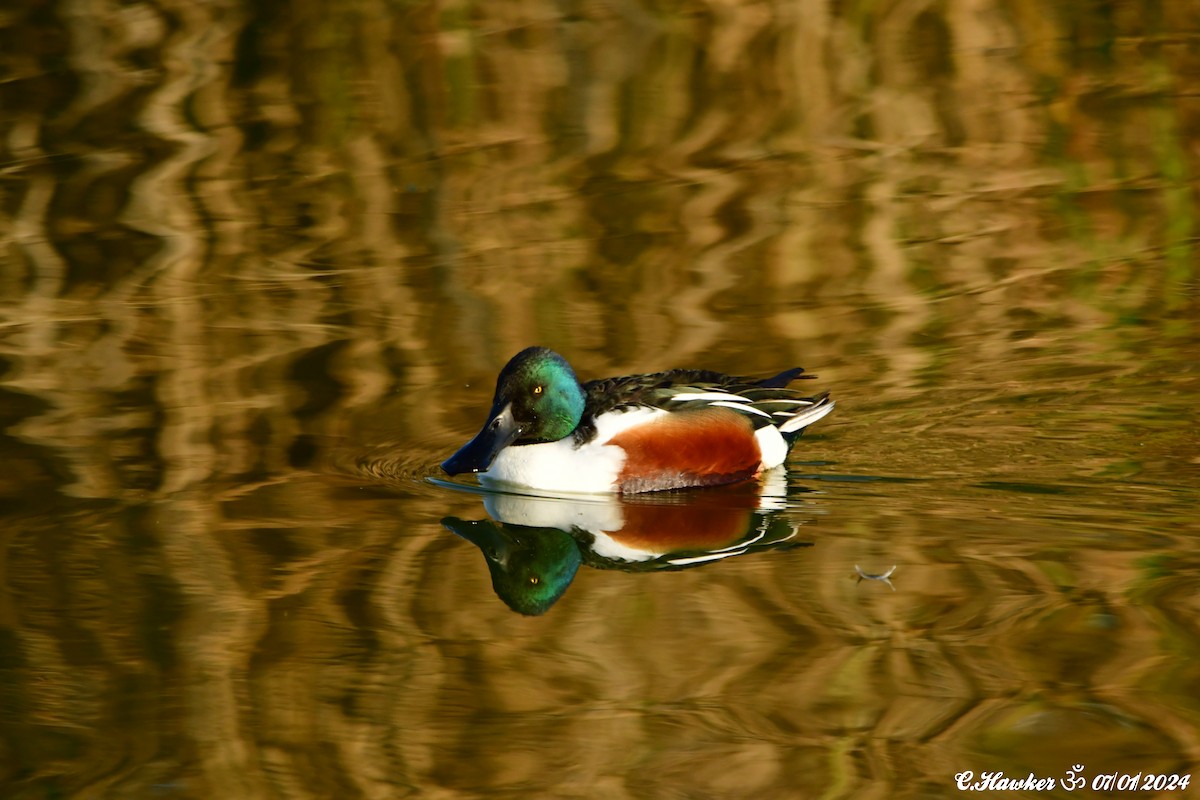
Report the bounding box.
[532,385,544,396]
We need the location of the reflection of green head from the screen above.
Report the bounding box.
[441,517,582,616]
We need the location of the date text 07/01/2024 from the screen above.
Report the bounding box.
[955,769,1191,793]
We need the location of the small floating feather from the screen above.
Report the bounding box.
[855,564,897,591]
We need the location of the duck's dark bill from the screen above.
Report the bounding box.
[441,403,522,475]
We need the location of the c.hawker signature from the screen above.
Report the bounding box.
[441,347,834,494]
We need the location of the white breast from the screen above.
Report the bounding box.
[477,407,667,494]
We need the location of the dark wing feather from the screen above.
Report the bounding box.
[575,365,823,443]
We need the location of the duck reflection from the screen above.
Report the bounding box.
[441,473,813,615]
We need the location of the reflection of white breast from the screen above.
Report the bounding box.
[483,492,624,532]
[478,407,664,494]
[482,492,657,562]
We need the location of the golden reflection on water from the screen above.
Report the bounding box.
[1,0,1199,797]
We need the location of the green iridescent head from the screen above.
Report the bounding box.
[442,347,586,475]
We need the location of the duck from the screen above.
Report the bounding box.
[440,346,834,494]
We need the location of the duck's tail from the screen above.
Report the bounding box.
[777,392,835,440]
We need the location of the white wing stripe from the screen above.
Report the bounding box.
[709,401,772,418]
[670,392,752,402]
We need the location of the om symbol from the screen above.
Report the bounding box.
[1063,765,1087,791]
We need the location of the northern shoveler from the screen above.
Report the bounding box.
[441,346,834,494]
